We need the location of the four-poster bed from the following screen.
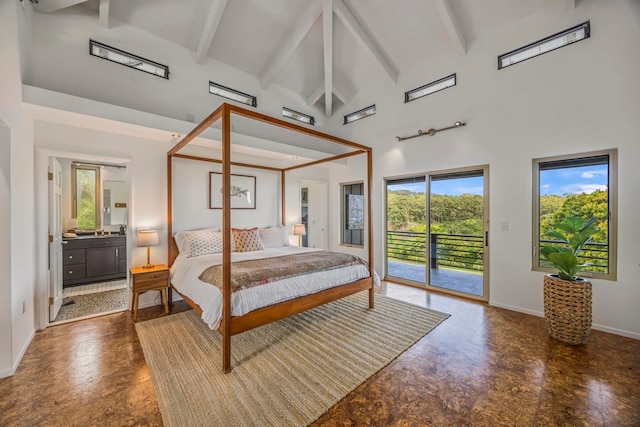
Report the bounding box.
[167,103,374,373]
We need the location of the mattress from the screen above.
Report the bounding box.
[170,246,377,329]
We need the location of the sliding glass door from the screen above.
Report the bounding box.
[385,166,489,300]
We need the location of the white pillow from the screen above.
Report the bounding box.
[259,226,290,249]
[179,227,238,257]
[174,227,219,254]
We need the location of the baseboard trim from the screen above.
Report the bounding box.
[489,301,544,318]
[489,301,639,340]
[0,328,36,379]
[591,324,640,340]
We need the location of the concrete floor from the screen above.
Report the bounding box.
[387,260,484,296]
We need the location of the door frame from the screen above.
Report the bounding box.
[35,149,131,330]
[383,164,490,302]
[427,165,490,302]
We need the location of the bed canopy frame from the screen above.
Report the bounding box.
[167,103,374,373]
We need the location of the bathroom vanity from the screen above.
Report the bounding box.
[62,235,126,287]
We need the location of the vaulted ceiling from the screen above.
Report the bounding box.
[31,0,569,119]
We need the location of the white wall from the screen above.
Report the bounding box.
[326,0,640,338]
[0,0,36,378]
[172,156,282,231]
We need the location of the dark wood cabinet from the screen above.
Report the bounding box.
[62,236,127,287]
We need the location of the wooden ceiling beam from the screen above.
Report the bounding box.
[333,0,397,83]
[99,0,110,29]
[333,81,354,106]
[322,0,333,117]
[306,84,325,107]
[434,0,467,55]
[259,1,323,89]
[194,0,229,64]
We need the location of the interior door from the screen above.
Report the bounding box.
[49,157,63,321]
[302,181,328,249]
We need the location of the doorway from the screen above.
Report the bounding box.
[385,166,489,301]
[49,156,129,323]
[299,180,328,249]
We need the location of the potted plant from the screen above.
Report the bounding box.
[540,216,600,345]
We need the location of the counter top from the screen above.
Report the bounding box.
[63,234,126,241]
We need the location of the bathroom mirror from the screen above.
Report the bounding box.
[103,180,127,226]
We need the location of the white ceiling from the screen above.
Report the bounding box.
[27,0,575,167]
[32,0,564,118]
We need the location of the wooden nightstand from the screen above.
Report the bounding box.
[130,264,170,322]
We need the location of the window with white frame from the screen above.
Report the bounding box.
[532,149,617,280]
[341,182,364,247]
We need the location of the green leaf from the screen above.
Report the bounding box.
[547,251,580,280]
[545,231,567,242]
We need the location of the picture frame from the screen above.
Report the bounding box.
[209,172,256,209]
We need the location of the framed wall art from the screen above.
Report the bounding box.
[209,172,256,209]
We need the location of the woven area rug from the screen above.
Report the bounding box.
[54,288,128,322]
[136,293,449,427]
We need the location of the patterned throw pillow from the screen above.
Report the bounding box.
[232,227,264,252]
[185,228,235,257]
[174,227,218,254]
[259,226,290,249]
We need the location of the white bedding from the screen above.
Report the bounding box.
[170,246,378,329]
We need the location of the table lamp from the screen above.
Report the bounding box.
[137,229,159,268]
[293,224,306,246]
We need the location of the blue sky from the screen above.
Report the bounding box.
[540,164,608,196]
[388,164,608,196]
[389,176,483,196]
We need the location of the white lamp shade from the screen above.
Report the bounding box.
[293,224,306,236]
[137,229,159,247]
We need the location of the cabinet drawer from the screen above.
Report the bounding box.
[63,264,86,280]
[134,270,169,291]
[63,249,85,265]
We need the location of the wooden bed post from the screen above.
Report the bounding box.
[167,154,173,303]
[221,105,232,373]
[281,170,286,226]
[366,148,375,309]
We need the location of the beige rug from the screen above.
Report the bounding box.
[136,293,449,427]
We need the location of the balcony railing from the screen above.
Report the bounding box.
[538,239,609,272]
[387,230,609,275]
[387,231,484,272]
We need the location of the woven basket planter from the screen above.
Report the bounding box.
[543,274,592,345]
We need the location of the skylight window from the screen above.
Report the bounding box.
[405,74,456,103]
[89,40,169,79]
[209,82,257,107]
[344,105,376,125]
[498,22,590,69]
[282,107,315,125]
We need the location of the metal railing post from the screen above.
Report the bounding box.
[430,233,438,269]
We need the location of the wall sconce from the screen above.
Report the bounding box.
[137,229,159,269]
